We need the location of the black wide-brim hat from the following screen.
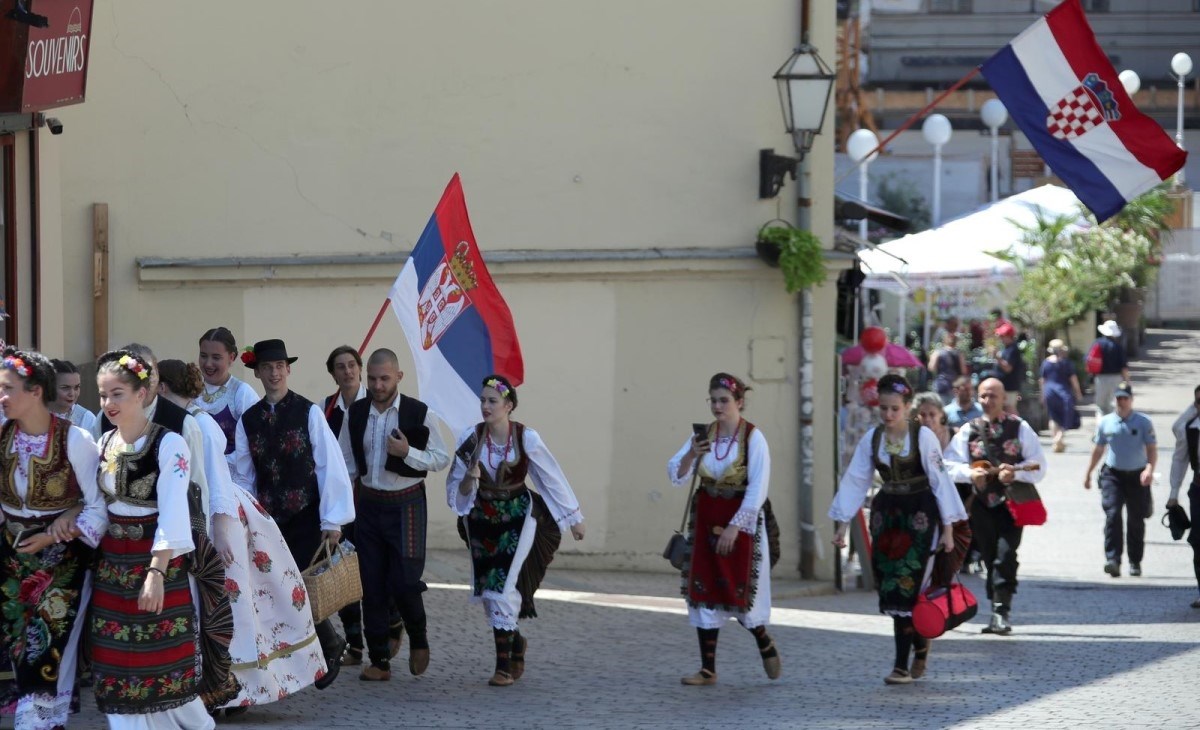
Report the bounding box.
[252,339,298,365]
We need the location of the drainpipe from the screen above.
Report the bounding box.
[796,0,817,580]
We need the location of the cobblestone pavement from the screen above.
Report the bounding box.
[62,330,1200,729]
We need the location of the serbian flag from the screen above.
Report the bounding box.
[981,0,1186,221]
[390,175,523,433]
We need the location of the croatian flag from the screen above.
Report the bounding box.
[981,0,1186,221]
[390,175,524,434]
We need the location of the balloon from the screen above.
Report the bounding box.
[860,378,880,408]
[860,326,888,354]
[861,353,889,380]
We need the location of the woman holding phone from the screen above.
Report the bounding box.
[0,348,106,730]
[446,374,584,687]
[666,373,780,686]
[829,374,967,685]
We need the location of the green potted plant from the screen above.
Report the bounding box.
[755,221,827,293]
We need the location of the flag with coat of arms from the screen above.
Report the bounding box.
[981,0,1186,221]
[389,175,524,434]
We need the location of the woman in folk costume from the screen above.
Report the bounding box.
[666,373,781,686]
[91,350,224,729]
[830,374,967,685]
[156,360,326,714]
[446,374,585,687]
[193,328,259,471]
[0,349,106,729]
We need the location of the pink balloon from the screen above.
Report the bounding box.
[860,327,888,354]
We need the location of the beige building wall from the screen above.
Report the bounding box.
[43,1,840,577]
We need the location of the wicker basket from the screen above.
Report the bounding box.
[302,542,363,623]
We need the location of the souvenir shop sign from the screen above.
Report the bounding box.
[0,0,94,113]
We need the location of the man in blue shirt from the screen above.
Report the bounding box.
[944,376,983,432]
[1084,381,1156,577]
[994,323,1024,414]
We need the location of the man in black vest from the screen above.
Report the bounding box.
[1169,384,1200,608]
[233,339,356,689]
[946,378,1047,635]
[342,349,449,681]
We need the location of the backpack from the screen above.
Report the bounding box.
[1086,342,1103,375]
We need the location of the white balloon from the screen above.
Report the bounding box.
[861,353,889,380]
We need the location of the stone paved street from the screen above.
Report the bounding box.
[64,330,1200,729]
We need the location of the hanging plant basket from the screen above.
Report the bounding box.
[755,220,827,293]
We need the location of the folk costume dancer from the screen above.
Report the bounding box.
[91,351,217,729]
[667,373,781,687]
[233,339,355,690]
[194,327,260,472]
[446,374,584,687]
[49,359,98,433]
[1168,386,1200,608]
[343,349,450,681]
[831,375,966,685]
[946,378,1047,635]
[0,350,106,730]
[1084,381,1156,578]
[157,360,326,713]
[322,345,374,668]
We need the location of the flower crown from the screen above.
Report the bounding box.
[716,376,742,396]
[484,377,511,398]
[117,354,150,380]
[1,356,30,378]
[240,346,257,369]
[888,381,910,395]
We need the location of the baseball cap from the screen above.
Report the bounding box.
[1115,381,1133,398]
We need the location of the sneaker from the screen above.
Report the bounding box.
[1129,563,1142,577]
[1104,561,1120,578]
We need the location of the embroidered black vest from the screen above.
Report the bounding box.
[697,420,756,492]
[0,419,82,512]
[347,394,430,480]
[323,394,345,441]
[241,390,319,522]
[100,424,170,508]
[870,421,929,489]
[457,422,531,491]
[967,414,1033,501]
[99,396,187,437]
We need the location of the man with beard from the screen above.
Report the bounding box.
[342,348,449,681]
[233,339,356,689]
[945,378,1047,635]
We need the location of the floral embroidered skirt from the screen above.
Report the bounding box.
[460,489,561,619]
[684,489,756,613]
[0,517,93,730]
[868,489,940,616]
[90,515,200,715]
[220,489,325,708]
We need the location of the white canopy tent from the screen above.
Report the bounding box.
[857,185,1093,345]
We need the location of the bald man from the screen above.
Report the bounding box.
[945,378,1047,635]
[342,348,450,681]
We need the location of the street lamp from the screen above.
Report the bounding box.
[980,99,1007,204]
[1118,69,1141,96]
[760,45,837,199]
[846,128,880,241]
[1172,52,1192,186]
[922,113,952,227]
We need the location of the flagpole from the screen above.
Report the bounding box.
[836,66,982,186]
[322,297,393,418]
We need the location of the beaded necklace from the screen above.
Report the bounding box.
[712,419,743,461]
[485,422,513,471]
[200,379,229,405]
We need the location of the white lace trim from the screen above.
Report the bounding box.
[13,688,73,730]
[729,508,758,533]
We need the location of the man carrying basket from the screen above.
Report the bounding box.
[233,339,356,689]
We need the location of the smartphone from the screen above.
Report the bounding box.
[391,428,403,439]
[13,526,44,548]
[692,423,709,442]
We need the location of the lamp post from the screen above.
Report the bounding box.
[760,46,837,199]
[922,114,952,227]
[1172,53,1192,186]
[1118,69,1141,96]
[846,129,879,242]
[980,99,1007,204]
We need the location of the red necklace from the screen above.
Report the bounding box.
[713,419,742,460]
[485,422,513,471]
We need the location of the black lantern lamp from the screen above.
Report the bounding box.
[760,45,836,199]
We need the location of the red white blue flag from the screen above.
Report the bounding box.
[981,0,1186,221]
[390,175,523,433]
